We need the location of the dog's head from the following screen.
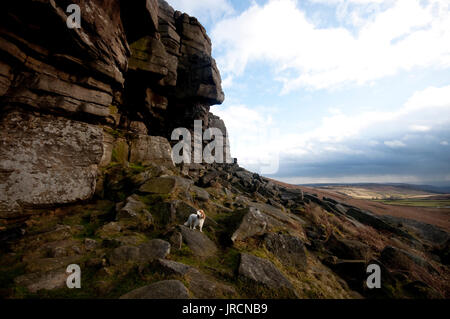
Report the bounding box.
[196,210,205,219]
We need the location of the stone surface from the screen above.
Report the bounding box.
[14,268,69,293]
[0,0,227,219]
[191,185,210,202]
[1,0,128,116]
[230,201,306,242]
[154,259,236,298]
[184,268,236,298]
[325,235,369,260]
[0,110,103,218]
[379,215,450,245]
[24,255,81,274]
[117,195,153,231]
[120,280,189,299]
[173,12,224,104]
[84,238,99,251]
[121,0,159,41]
[129,135,174,167]
[129,121,149,135]
[264,233,307,269]
[138,239,171,261]
[129,36,168,77]
[179,225,217,257]
[96,222,123,239]
[280,188,303,202]
[171,200,198,223]
[169,231,183,250]
[156,258,192,276]
[231,207,268,242]
[346,208,412,239]
[238,253,294,290]
[108,245,140,265]
[139,176,193,194]
[108,239,170,265]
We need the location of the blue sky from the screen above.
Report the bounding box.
[167,0,450,185]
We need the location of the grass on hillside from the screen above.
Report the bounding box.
[373,199,450,208]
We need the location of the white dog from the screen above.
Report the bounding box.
[184,210,206,232]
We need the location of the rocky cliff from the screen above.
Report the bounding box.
[0,0,448,299]
[0,0,226,220]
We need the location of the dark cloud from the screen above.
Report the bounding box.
[265,130,450,184]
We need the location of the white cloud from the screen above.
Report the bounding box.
[210,104,281,174]
[441,141,449,146]
[282,85,450,154]
[167,0,234,24]
[384,140,406,148]
[410,125,431,132]
[311,0,386,2]
[221,75,234,89]
[214,85,450,170]
[212,0,450,92]
[403,85,450,112]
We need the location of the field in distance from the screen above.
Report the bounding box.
[307,183,449,200]
[373,196,450,208]
[302,183,450,208]
[269,181,450,230]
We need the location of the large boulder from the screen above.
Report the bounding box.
[154,259,236,298]
[129,135,174,167]
[116,195,153,231]
[179,225,217,257]
[190,185,210,202]
[346,208,413,239]
[238,253,294,292]
[108,239,170,265]
[280,188,303,202]
[231,207,268,243]
[108,245,140,266]
[120,280,189,299]
[0,110,103,218]
[139,239,171,261]
[251,202,306,236]
[14,267,70,293]
[139,176,193,195]
[155,258,192,276]
[264,233,307,270]
[324,235,369,260]
[184,268,236,298]
[231,204,306,243]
